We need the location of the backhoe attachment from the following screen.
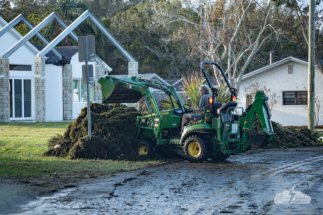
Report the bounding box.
[240,91,275,147]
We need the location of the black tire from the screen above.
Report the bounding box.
[137,140,152,157]
[183,135,209,162]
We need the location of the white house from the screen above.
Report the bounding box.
[168,57,323,126]
[238,57,323,126]
[0,16,112,122]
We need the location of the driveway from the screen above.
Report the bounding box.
[3,147,323,214]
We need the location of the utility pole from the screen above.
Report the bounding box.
[308,0,315,132]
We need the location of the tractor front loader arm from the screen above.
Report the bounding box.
[240,91,275,147]
[98,76,160,115]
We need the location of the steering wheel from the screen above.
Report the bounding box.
[183,104,193,113]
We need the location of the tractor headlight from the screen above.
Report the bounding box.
[155,118,159,127]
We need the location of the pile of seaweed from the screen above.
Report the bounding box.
[43,103,142,160]
[252,119,320,148]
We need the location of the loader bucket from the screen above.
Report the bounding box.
[99,77,143,103]
[249,134,268,147]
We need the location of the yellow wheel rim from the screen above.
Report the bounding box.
[138,145,148,155]
[187,141,201,158]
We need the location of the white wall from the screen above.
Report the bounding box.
[238,61,323,126]
[0,21,66,122]
[70,52,97,119]
[45,65,63,121]
[0,23,37,66]
[0,22,37,121]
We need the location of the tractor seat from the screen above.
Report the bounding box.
[211,102,222,118]
[218,102,238,124]
[217,102,237,114]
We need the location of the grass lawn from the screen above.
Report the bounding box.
[0,122,161,179]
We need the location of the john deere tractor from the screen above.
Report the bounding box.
[98,61,275,162]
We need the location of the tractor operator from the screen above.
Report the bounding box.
[181,85,213,133]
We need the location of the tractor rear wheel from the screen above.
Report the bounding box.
[137,141,152,156]
[183,135,209,162]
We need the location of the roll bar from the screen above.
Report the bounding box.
[201,61,237,101]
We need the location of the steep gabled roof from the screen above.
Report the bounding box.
[32,43,78,64]
[0,16,40,56]
[32,43,112,71]
[242,57,313,80]
[1,16,112,71]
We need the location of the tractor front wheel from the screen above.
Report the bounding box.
[183,135,209,162]
[137,141,152,156]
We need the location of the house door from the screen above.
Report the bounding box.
[9,79,32,120]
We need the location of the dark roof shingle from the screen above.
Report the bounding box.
[32,43,78,65]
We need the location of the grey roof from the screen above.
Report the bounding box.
[164,79,180,85]
[32,43,112,71]
[32,43,78,65]
[111,73,170,86]
[242,57,314,80]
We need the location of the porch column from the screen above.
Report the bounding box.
[62,64,72,120]
[34,57,46,122]
[95,63,105,103]
[0,58,10,122]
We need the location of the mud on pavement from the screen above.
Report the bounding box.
[3,146,323,215]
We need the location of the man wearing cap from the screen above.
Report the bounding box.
[181,85,213,133]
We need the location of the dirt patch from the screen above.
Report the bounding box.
[43,103,142,160]
[252,119,321,148]
[44,103,320,159]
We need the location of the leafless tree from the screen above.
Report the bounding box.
[150,0,282,90]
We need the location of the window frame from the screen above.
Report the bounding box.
[282,91,307,105]
[246,94,253,107]
[73,79,95,103]
[9,64,32,71]
[9,78,33,120]
[288,65,293,74]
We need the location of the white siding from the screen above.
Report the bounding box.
[45,65,63,121]
[238,61,323,126]
[0,24,37,66]
[70,52,97,119]
[0,21,63,121]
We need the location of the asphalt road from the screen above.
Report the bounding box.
[4,147,323,215]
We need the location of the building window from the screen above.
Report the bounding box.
[283,91,307,105]
[9,64,32,71]
[288,65,293,74]
[73,80,94,102]
[9,78,32,119]
[246,94,253,106]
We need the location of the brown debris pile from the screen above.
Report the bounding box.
[252,119,321,148]
[43,103,142,160]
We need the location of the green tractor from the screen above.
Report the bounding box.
[98,61,275,162]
